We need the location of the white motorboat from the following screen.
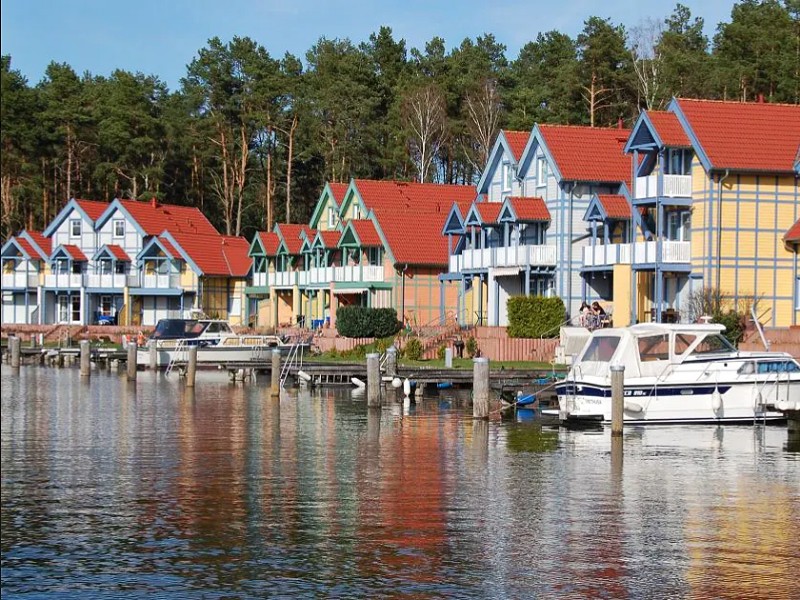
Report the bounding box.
[138,318,309,368]
[554,323,799,425]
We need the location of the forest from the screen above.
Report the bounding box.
[1,1,798,242]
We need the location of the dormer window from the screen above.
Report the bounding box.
[70,219,81,237]
[328,207,336,228]
[113,220,125,237]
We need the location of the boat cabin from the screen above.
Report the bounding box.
[150,318,234,340]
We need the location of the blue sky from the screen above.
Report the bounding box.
[2,0,735,91]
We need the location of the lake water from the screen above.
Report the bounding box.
[1,364,799,599]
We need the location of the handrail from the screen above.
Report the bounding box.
[540,315,583,339]
[750,305,770,351]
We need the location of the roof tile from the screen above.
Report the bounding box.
[539,124,631,185]
[507,197,551,221]
[786,219,800,243]
[646,111,691,147]
[502,130,530,162]
[597,194,631,220]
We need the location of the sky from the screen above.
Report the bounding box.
[2,0,736,91]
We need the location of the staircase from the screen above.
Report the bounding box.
[420,323,474,360]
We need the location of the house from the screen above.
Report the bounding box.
[619,98,800,326]
[445,124,631,326]
[1,197,249,326]
[248,180,476,330]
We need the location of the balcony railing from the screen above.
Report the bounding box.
[333,265,384,283]
[448,244,557,272]
[1,272,39,288]
[268,271,297,287]
[582,241,691,267]
[634,174,692,200]
[268,265,385,288]
[44,273,83,289]
[252,272,268,288]
[141,273,181,289]
[85,273,129,288]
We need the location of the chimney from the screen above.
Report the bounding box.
[617,117,624,129]
[757,93,765,103]
[151,197,158,209]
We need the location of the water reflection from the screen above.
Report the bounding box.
[1,365,798,598]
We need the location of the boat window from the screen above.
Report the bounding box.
[219,323,232,333]
[690,334,736,355]
[738,361,755,375]
[756,360,800,374]
[188,322,206,334]
[673,333,696,356]
[205,322,221,334]
[581,336,620,362]
[152,319,200,338]
[638,334,670,362]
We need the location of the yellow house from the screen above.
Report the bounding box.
[616,98,800,327]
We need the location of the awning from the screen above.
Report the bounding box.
[333,287,368,295]
[490,267,521,277]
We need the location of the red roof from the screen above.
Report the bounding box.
[328,183,349,203]
[507,197,550,221]
[75,199,110,221]
[14,237,41,260]
[60,244,88,261]
[646,111,691,147]
[318,230,341,248]
[539,124,631,185]
[25,231,51,256]
[597,194,631,220]
[118,199,219,237]
[105,244,131,261]
[502,130,530,162]
[276,223,310,255]
[786,219,800,243]
[257,232,280,256]
[352,180,477,265]
[349,220,382,246]
[676,98,800,173]
[472,203,503,224]
[168,233,250,277]
[157,236,181,259]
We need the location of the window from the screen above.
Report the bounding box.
[58,296,69,322]
[71,262,82,275]
[328,207,336,228]
[353,204,361,219]
[55,259,69,274]
[690,334,736,355]
[71,295,81,322]
[638,334,670,362]
[100,295,113,316]
[536,157,548,186]
[581,335,620,362]
[673,333,697,356]
[501,163,512,191]
[98,259,112,275]
[115,262,127,274]
[667,210,691,242]
[113,220,125,237]
[70,219,81,237]
[667,149,693,175]
[755,360,800,374]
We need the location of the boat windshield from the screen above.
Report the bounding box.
[151,319,203,339]
[581,335,621,363]
[689,333,736,356]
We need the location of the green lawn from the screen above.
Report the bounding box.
[308,353,564,372]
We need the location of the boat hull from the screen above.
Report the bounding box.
[137,339,306,368]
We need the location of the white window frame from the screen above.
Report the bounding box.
[70,219,81,237]
[501,163,511,192]
[113,219,125,237]
[58,295,69,322]
[536,157,548,187]
[327,207,335,228]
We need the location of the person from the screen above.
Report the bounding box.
[454,337,465,359]
[137,330,146,347]
[591,301,607,328]
[578,302,592,327]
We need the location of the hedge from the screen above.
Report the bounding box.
[506,296,566,338]
[336,306,401,338]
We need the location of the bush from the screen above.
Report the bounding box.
[404,337,423,361]
[465,337,478,358]
[507,296,566,338]
[436,344,447,361]
[336,306,401,338]
[713,310,745,346]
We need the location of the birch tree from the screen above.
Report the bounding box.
[401,83,447,182]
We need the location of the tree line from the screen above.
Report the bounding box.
[1,1,798,241]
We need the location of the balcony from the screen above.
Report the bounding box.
[44,273,83,289]
[333,265,384,283]
[299,266,335,286]
[268,271,297,288]
[252,272,268,288]
[85,273,130,289]
[449,244,557,272]
[140,273,181,289]
[634,174,692,201]
[2,272,39,289]
[582,241,691,268]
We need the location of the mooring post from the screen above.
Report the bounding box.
[385,346,397,378]
[79,340,91,377]
[270,349,281,398]
[127,343,138,381]
[366,352,381,408]
[473,356,490,419]
[149,343,158,371]
[445,346,453,368]
[611,364,625,437]
[10,336,21,369]
[186,346,198,387]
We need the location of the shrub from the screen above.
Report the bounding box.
[336,306,401,338]
[465,337,478,358]
[507,296,566,338]
[436,344,447,361]
[713,310,746,346]
[404,337,423,361]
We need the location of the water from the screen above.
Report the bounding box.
[2,365,798,599]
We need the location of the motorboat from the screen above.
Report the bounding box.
[553,323,799,425]
[138,318,309,368]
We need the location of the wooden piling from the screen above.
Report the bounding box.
[366,352,381,408]
[10,336,21,369]
[385,346,397,378]
[149,344,158,371]
[472,357,489,419]
[80,340,91,377]
[186,346,198,387]
[270,349,281,398]
[611,364,625,437]
[127,343,138,381]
